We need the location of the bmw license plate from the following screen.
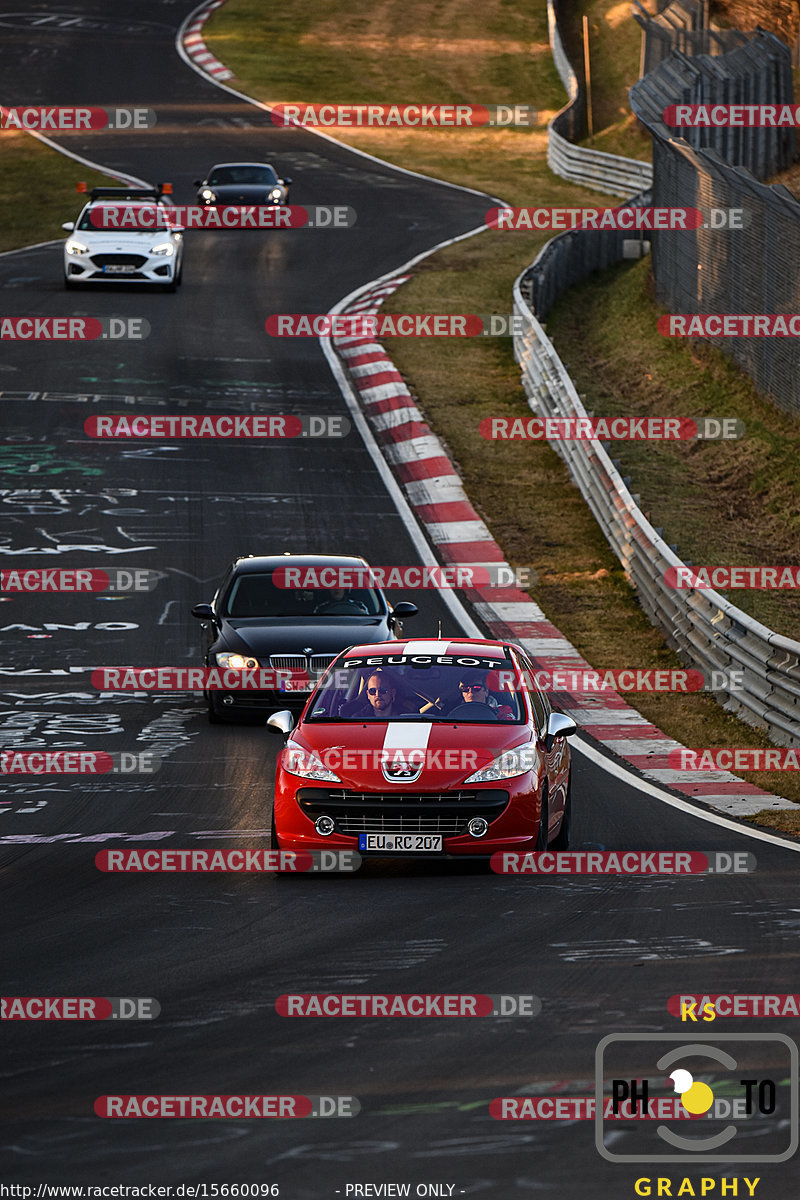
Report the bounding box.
[359,834,442,853]
[103,264,136,274]
[280,679,314,692]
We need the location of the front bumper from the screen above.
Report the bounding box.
[273,773,543,855]
[64,249,179,284]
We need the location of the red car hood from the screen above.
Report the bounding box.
[290,720,534,790]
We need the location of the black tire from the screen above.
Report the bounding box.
[63,277,76,290]
[550,774,572,850]
[206,694,223,724]
[535,787,549,850]
[270,807,280,849]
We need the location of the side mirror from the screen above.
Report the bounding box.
[390,601,418,621]
[545,711,577,750]
[192,179,202,187]
[191,602,215,621]
[267,710,295,735]
[281,177,292,185]
[62,221,75,231]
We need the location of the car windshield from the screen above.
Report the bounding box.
[77,204,174,231]
[305,654,525,722]
[224,570,383,618]
[207,166,278,186]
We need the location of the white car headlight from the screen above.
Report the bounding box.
[464,745,540,783]
[150,241,175,256]
[65,239,89,255]
[215,652,260,670]
[269,188,282,200]
[200,188,216,201]
[283,740,341,783]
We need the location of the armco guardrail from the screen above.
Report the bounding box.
[512,268,800,747]
[547,0,653,197]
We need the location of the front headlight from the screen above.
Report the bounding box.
[283,740,341,783]
[464,745,540,783]
[269,188,282,200]
[150,241,175,256]
[200,188,216,202]
[215,652,260,670]
[65,239,89,255]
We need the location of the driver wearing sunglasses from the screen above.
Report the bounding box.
[364,671,397,717]
[451,674,514,720]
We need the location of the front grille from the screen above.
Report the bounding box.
[310,654,337,674]
[270,655,307,672]
[90,253,148,267]
[297,788,509,836]
[270,653,336,676]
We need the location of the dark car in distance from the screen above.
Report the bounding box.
[191,554,417,723]
[194,162,292,207]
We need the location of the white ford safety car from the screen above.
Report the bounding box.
[62,185,184,291]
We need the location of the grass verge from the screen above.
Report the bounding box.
[0,131,120,254]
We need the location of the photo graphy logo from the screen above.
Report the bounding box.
[595,1033,798,1163]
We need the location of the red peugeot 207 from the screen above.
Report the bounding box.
[267,638,576,859]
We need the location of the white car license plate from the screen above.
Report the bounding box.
[359,834,442,853]
[104,264,136,274]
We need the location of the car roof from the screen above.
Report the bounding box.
[206,162,276,170]
[230,553,372,575]
[342,638,514,658]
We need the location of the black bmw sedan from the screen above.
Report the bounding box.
[191,554,417,723]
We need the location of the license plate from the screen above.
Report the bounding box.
[103,264,136,274]
[280,679,314,692]
[359,834,443,853]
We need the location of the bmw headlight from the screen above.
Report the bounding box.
[464,745,540,783]
[150,241,175,256]
[200,188,216,202]
[215,652,260,670]
[283,740,341,783]
[65,239,89,255]
[269,188,282,201]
